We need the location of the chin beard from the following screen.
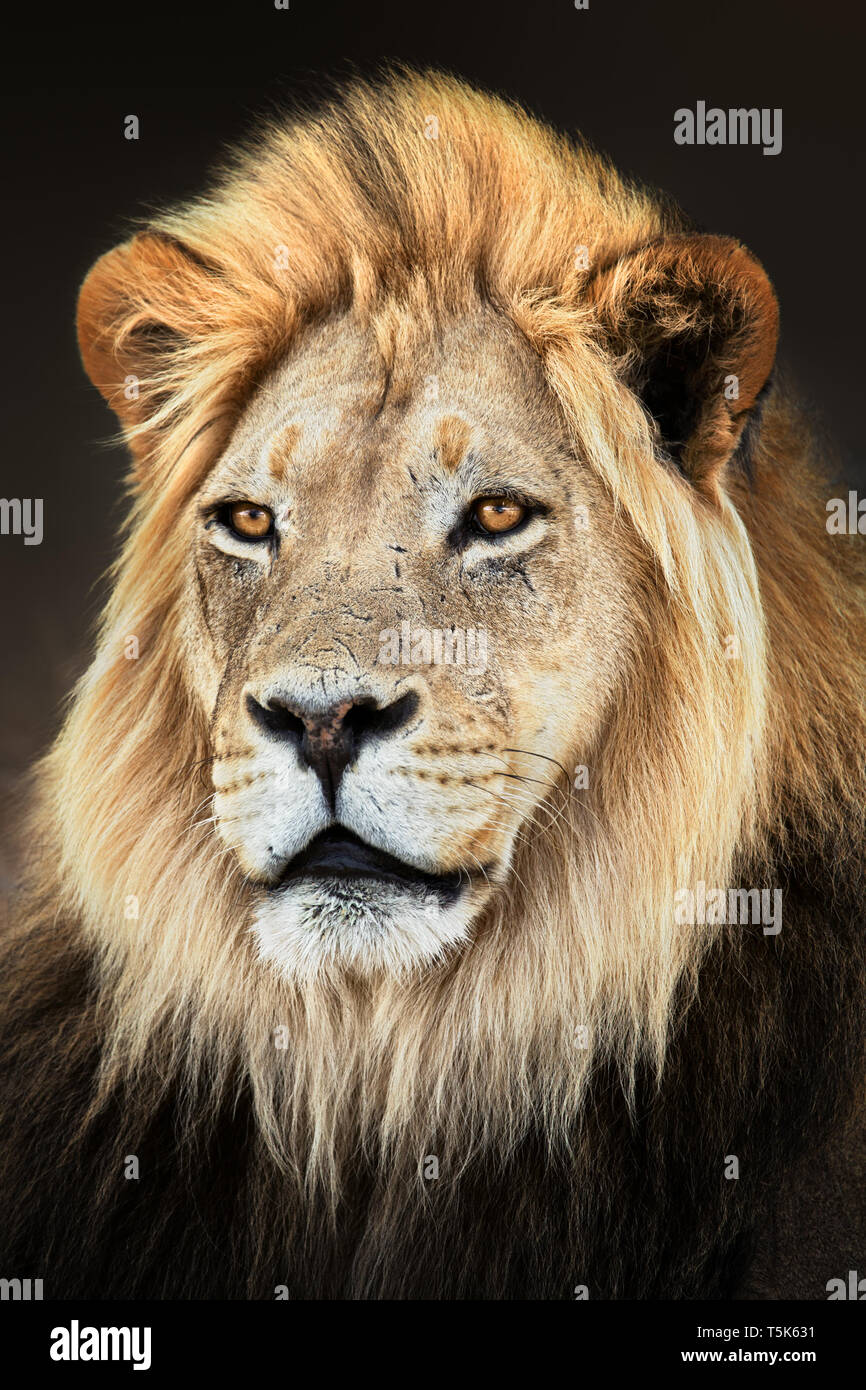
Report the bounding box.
[251,876,480,979]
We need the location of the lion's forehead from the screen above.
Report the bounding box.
[202,308,571,512]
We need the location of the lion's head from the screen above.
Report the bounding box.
[37,70,863,1189]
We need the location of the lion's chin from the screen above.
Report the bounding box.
[251,876,479,980]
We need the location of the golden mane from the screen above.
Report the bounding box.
[25,69,866,1201]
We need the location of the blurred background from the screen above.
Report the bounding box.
[1,0,863,881]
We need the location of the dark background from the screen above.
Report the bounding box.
[1,0,863,847]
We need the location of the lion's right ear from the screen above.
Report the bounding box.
[77,232,222,468]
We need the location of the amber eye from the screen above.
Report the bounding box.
[471,497,528,535]
[226,502,274,540]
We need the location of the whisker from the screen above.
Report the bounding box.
[502,746,574,784]
[468,780,575,840]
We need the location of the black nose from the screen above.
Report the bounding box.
[246,689,418,809]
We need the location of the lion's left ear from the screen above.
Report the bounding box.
[586,233,779,492]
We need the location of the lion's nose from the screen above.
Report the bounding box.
[245,689,418,810]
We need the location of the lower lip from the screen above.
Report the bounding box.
[276,862,465,903]
[284,864,419,886]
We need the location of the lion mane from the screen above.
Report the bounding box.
[1,69,865,1299]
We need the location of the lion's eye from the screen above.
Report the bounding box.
[225,502,274,540]
[471,497,528,535]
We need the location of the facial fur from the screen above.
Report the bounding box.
[181,309,633,978]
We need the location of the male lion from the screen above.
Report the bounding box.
[1,71,864,1300]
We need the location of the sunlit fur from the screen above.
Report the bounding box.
[17,69,866,1220]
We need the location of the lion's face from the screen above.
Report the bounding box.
[182,308,634,976]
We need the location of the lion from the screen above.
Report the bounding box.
[1,69,864,1300]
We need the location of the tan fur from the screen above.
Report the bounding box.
[432,415,472,472]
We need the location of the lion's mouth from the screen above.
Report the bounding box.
[273,826,467,902]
